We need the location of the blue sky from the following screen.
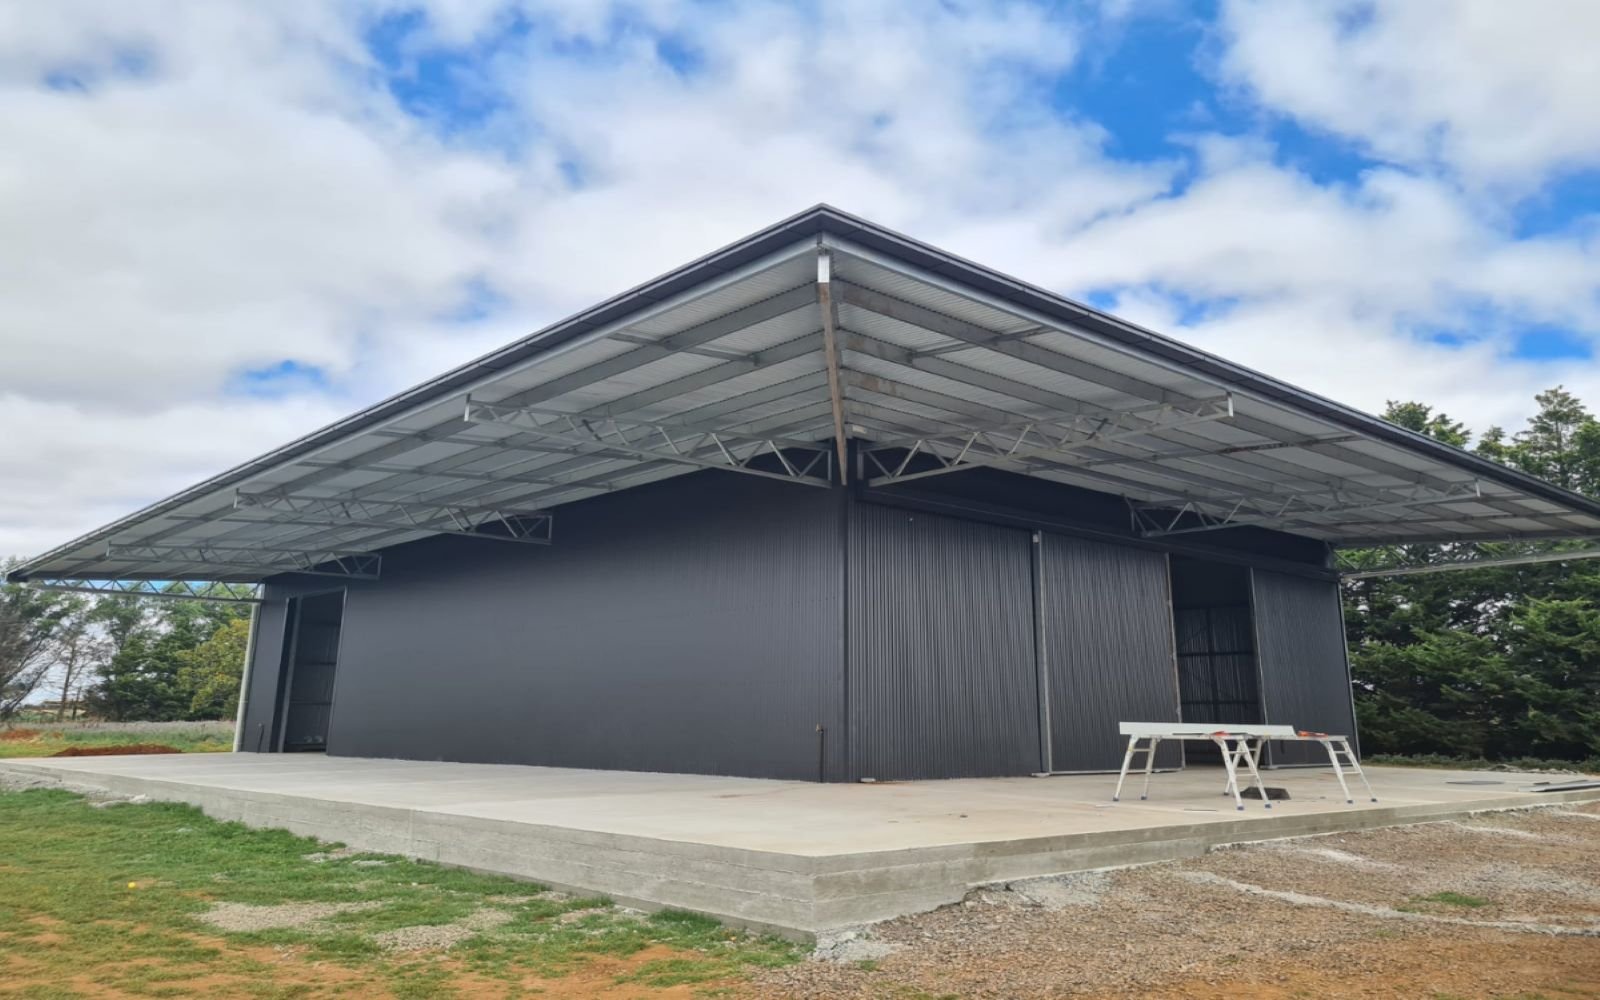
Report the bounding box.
[4,0,1600,555]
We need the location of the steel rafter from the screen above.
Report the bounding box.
[833,265,1581,535]
[233,492,554,544]
[1132,481,1485,538]
[462,398,834,486]
[838,330,1529,525]
[182,373,839,561]
[28,579,262,603]
[816,249,851,483]
[1336,538,1600,579]
[53,272,824,571]
[104,544,382,580]
[860,395,1236,486]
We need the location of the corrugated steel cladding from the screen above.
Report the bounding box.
[1251,569,1359,766]
[239,465,1357,781]
[847,504,1039,780]
[1038,535,1181,772]
[245,472,846,780]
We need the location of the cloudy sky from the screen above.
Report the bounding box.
[4,0,1600,558]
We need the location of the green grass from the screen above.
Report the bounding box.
[0,787,802,998]
[0,726,232,758]
[1409,891,1493,909]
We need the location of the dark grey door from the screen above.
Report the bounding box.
[1251,569,1357,764]
[280,590,345,752]
[848,504,1040,780]
[1039,535,1180,771]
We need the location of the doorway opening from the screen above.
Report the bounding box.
[274,590,346,752]
[1170,557,1261,760]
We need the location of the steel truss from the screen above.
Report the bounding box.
[1132,480,1485,538]
[859,395,1236,486]
[234,492,554,544]
[28,579,262,603]
[105,544,382,580]
[462,398,834,486]
[1336,539,1600,579]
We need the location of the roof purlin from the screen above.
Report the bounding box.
[12,204,1600,582]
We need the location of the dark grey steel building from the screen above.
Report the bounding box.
[14,206,1600,781]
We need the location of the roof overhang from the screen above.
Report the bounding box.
[14,205,1600,586]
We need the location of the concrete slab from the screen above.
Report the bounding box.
[5,753,1597,937]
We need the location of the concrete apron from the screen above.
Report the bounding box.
[4,757,1597,940]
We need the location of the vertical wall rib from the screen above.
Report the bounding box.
[1251,568,1358,764]
[1040,535,1180,771]
[243,472,845,781]
[847,503,1039,780]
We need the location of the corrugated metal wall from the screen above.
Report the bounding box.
[1251,568,1358,764]
[237,467,1356,782]
[848,503,1040,780]
[245,472,846,781]
[1039,535,1181,771]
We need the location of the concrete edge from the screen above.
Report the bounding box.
[6,758,1598,940]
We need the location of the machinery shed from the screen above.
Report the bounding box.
[13,206,1600,781]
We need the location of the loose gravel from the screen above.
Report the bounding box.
[755,800,1600,999]
[371,907,514,952]
[198,900,384,933]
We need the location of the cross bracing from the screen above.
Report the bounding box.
[104,545,382,580]
[233,493,554,544]
[29,579,262,603]
[11,206,1600,587]
[861,395,1235,486]
[461,399,834,486]
[1132,481,1488,538]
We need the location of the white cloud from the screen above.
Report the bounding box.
[0,392,347,557]
[1046,137,1600,429]
[2,0,1599,561]
[1051,146,1600,329]
[1216,0,1600,193]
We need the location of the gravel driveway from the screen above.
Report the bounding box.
[756,800,1600,999]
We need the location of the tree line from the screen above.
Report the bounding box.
[0,572,250,723]
[1346,387,1600,763]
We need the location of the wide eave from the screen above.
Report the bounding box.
[14,205,1600,584]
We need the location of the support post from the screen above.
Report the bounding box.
[817,249,850,484]
[232,602,261,752]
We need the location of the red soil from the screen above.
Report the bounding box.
[52,744,183,757]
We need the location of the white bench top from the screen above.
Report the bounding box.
[1119,721,1300,739]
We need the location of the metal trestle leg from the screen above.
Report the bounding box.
[1319,737,1376,803]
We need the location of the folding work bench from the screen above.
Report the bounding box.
[1112,722,1376,811]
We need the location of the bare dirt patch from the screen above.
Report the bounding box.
[372,907,516,952]
[197,900,385,932]
[755,802,1600,999]
[52,743,183,756]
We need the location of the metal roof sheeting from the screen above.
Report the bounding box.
[14,205,1600,583]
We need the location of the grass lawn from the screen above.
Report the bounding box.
[0,726,232,759]
[0,787,800,998]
